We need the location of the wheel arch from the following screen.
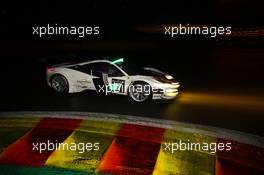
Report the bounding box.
[49,73,68,84]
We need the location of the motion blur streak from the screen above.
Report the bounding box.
[178,92,264,111]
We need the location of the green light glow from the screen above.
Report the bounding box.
[111,83,121,91]
[111,58,124,64]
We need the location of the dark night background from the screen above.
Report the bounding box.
[0,1,264,135]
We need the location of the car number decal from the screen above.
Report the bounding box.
[111,79,125,93]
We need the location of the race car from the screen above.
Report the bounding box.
[46,58,180,102]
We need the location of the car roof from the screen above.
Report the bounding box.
[53,59,113,68]
[78,60,112,66]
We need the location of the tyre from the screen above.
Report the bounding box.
[129,81,152,102]
[50,75,69,93]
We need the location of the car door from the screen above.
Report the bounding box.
[106,63,130,95]
[71,64,95,91]
[91,62,130,95]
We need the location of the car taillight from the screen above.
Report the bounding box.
[46,67,54,72]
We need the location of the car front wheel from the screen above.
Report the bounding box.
[129,81,152,102]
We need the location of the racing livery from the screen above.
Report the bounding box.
[46,58,180,102]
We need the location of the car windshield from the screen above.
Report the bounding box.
[119,63,165,77]
[119,64,142,75]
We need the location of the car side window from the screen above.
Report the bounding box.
[78,64,93,74]
[92,62,124,77]
[108,64,124,77]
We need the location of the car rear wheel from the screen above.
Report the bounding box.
[129,81,152,102]
[51,75,69,93]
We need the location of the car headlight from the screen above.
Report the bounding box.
[154,76,177,84]
[165,92,179,97]
[165,74,173,80]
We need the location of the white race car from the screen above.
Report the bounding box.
[46,58,180,102]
